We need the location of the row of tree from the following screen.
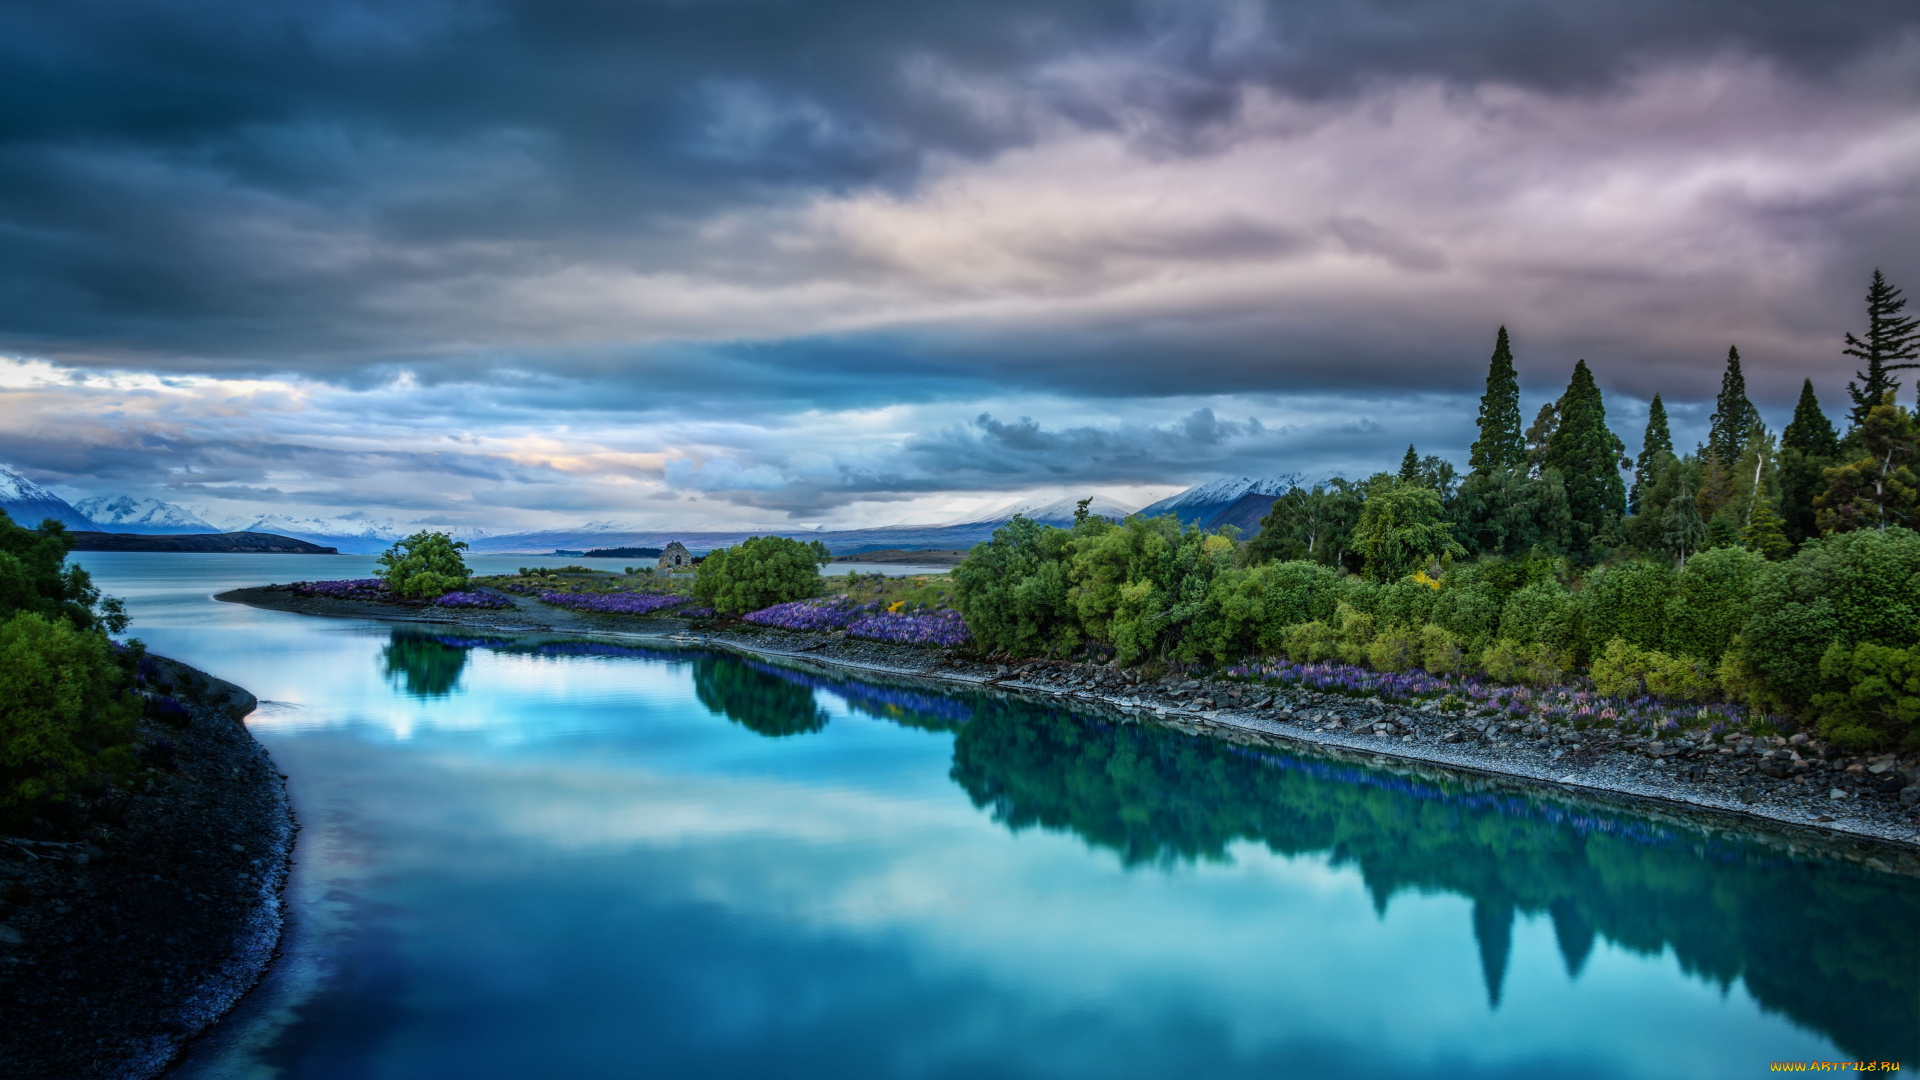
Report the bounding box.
[1250,270,1920,573]
[950,271,1920,749]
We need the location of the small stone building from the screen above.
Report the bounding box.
[658,541,693,570]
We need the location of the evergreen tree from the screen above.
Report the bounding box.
[1741,498,1790,561]
[1629,394,1673,516]
[1817,392,1920,534]
[1707,346,1759,466]
[1845,269,1920,427]
[1399,444,1421,483]
[1662,478,1706,569]
[1778,379,1839,544]
[1469,326,1525,474]
[1544,360,1627,558]
[1524,400,1560,477]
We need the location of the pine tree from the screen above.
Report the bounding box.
[1817,392,1920,534]
[1630,394,1673,516]
[1469,327,1526,474]
[1778,379,1838,544]
[1707,346,1759,466]
[1544,360,1627,558]
[1399,444,1420,483]
[1845,270,1920,427]
[1741,498,1790,561]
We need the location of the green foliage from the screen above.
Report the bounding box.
[1780,380,1839,546]
[1366,625,1421,672]
[1630,394,1673,516]
[1351,480,1464,581]
[1812,641,1920,749]
[950,516,1082,656]
[694,535,832,616]
[1708,346,1760,467]
[1498,580,1577,657]
[1419,624,1466,675]
[0,612,137,819]
[1454,466,1571,558]
[1479,638,1564,686]
[1742,498,1791,561]
[1844,269,1920,427]
[1247,481,1362,568]
[1544,359,1627,559]
[1589,638,1717,702]
[0,509,125,632]
[1816,393,1919,535]
[1739,527,1920,712]
[377,530,472,599]
[1579,560,1673,655]
[1469,326,1526,474]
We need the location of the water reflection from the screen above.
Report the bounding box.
[374,631,1919,1065]
[949,701,1920,1062]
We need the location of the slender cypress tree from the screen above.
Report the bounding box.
[1629,394,1673,516]
[1707,346,1758,466]
[1399,444,1420,483]
[1544,360,1627,557]
[1778,379,1838,545]
[1845,269,1920,427]
[1469,327,1525,474]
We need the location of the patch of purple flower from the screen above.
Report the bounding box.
[538,590,689,616]
[432,590,512,609]
[846,609,972,648]
[679,606,716,618]
[742,597,873,631]
[292,578,390,601]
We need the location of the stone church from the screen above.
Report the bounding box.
[658,541,693,570]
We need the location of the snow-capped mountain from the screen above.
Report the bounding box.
[1137,476,1298,526]
[959,494,1137,526]
[0,465,96,530]
[233,515,492,554]
[76,495,215,534]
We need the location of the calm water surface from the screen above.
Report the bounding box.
[70,553,1920,1079]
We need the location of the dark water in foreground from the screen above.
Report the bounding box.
[71,554,1920,1079]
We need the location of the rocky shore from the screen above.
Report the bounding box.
[221,583,1920,861]
[0,657,292,1080]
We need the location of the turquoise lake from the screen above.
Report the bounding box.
[71,553,1919,1079]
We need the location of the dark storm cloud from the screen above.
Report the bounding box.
[0,0,1914,386]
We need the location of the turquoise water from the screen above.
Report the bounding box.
[70,553,1920,1079]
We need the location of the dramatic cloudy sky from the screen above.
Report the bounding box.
[1,0,1916,530]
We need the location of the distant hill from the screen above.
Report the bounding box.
[75,494,215,534]
[229,515,492,554]
[1202,492,1281,537]
[67,531,339,554]
[1137,476,1296,527]
[0,465,96,531]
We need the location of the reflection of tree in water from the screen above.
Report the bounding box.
[693,655,828,737]
[949,700,1920,1061]
[380,631,470,699]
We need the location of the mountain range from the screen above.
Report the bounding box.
[0,462,1297,554]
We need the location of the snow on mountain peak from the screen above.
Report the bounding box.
[1138,476,1298,518]
[76,494,214,531]
[0,464,56,503]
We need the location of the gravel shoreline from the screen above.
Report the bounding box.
[0,657,292,1080]
[219,584,1920,868]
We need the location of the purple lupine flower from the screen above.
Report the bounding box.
[537,591,689,615]
[433,590,513,609]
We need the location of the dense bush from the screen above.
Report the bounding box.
[694,535,831,615]
[0,509,124,632]
[377,531,472,599]
[0,612,137,818]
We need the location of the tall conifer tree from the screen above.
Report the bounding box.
[1778,379,1838,545]
[1399,444,1420,482]
[1469,326,1525,474]
[1845,269,1920,427]
[1707,346,1758,466]
[1630,394,1672,516]
[1544,360,1627,557]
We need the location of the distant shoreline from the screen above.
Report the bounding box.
[68,531,339,554]
[217,583,1920,864]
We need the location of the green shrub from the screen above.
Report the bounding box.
[1333,603,1375,664]
[1811,641,1920,749]
[1351,480,1464,581]
[1366,626,1420,672]
[1588,638,1716,701]
[1283,619,1340,662]
[951,517,1081,656]
[1739,527,1920,710]
[0,510,124,631]
[1480,637,1564,686]
[1579,560,1673,655]
[1373,577,1440,629]
[1498,580,1577,655]
[1419,624,1465,675]
[0,612,137,820]
[377,531,472,599]
[1664,546,1764,662]
[695,535,832,616]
